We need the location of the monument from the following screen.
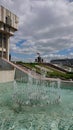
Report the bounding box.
[0,5,18,60]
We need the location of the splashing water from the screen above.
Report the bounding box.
[0,75,73,130]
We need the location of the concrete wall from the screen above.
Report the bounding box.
[0,58,15,83]
[0,70,15,83]
[0,6,18,30]
[0,58,14,70]
[0,58,29,83]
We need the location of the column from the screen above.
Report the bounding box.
[6,35,10,60]
[2,33,4,58]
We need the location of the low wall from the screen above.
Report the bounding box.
[0,58,14,70]
[0,70,15,83]
[0,58,29,83]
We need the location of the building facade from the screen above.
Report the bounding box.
[0,6,18,60]
[50,58,73,66]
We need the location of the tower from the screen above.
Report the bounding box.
[0,6,18,60]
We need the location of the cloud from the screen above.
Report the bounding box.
[1,0,73,61]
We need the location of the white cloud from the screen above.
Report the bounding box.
[1,0,73,61]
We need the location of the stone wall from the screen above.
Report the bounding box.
[0,70,15,83]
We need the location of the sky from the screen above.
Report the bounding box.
[0,0,73,62]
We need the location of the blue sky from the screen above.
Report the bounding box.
[16,40,26,47]
[1,0,73,62]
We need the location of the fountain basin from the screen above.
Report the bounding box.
[0,80,73,130]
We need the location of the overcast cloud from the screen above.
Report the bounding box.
[0,0,73,62]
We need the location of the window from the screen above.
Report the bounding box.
[6,16,12,26]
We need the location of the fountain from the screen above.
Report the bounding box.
[0,69,73,130]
